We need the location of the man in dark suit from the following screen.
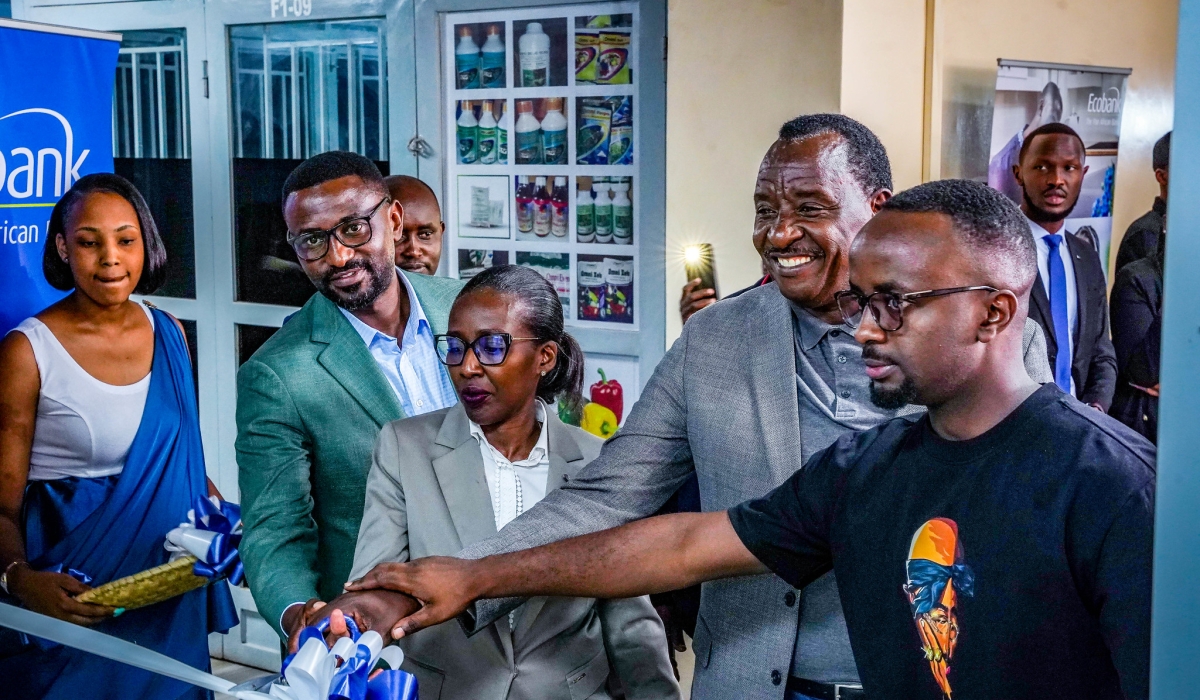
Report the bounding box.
[1115,131,1170,273]
[1013,122,1117,410]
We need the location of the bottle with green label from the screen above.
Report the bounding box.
[477,100,497,164]
[519,22,550,87]
[480,25,506,88]
[540,97,567,165]
[496,101,510,163]
[593,183,613,243]
[612,181,632,243]
[576,184,595,243]
[514,100,542,164]
[455,27,480,89]
[457,101,478,164]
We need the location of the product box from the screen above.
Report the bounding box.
[576,98,612,165]
[578,254,633,324]
[597,31,631,84]
[575,31,600,83]
[577,257,606,321]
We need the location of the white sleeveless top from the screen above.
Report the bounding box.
[11,304,154,482]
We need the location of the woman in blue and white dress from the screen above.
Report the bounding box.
[0,173,236,699]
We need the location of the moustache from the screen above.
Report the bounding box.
[321,259,370,282]
[1041,186,1069,199]
[765,244,824,258]
[861,345,898,365]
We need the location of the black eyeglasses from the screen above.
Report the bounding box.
[286,197,390,262]
[834,286,998,332]
[435,333,540,366]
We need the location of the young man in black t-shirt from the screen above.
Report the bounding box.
[343,180,1155,700]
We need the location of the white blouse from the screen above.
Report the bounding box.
[468,401,551,531]
[10,304,153,481]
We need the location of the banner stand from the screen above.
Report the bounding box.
[984,58,1131,276]
[0,17,121,335]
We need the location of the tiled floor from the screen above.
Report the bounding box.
[211,639,696,699]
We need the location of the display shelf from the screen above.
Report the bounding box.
[444,0,641,330]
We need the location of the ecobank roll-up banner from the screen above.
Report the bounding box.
[0,19,121,335]
[985,59,1131,276]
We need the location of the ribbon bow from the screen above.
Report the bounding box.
[269,621,418,700]
[165,496,245,586]
[903,559,976,617]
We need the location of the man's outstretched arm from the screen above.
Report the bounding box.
[345,511,767,639]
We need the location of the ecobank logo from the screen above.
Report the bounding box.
[0,107,90,204]
[1087,87,1121,114]
[0,108,91,245]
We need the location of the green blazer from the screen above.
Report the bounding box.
[235,271,463,636]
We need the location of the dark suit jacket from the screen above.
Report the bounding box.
[1029,228,1118,410]
[1115,197,1165,273]
[1108,257,1161,442]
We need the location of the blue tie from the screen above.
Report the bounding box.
[1043,234,1072,392]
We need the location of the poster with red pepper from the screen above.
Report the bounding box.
[589,368,623,423]
[579,354,640,428]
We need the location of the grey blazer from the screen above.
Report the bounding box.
[456,284,1053,700]
[351,404,680,700]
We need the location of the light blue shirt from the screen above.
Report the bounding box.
[337,270,458,418]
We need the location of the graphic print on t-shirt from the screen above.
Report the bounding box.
[902,518,976,699]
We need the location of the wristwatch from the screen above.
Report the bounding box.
[1,560,26,595]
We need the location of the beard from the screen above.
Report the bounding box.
[869,375,919,410]
[1022,188,1079,225]
[316,258,394,311]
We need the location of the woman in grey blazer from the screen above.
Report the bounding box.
[349,265,679,700]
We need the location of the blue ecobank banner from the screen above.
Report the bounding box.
[0,19,120,335]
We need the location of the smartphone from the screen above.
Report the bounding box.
[684,243,719,298]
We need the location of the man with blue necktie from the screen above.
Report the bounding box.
[1013,123,1117,410]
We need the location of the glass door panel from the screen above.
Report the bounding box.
[228,19,390,306]
[113,28,196,299]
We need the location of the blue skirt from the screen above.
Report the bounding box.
[2,477,212,700]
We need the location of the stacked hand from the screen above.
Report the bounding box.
[283,590,422,653]
[343,557,481,640]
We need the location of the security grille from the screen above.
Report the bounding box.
[113,30,190,159]
[230,19,387,161]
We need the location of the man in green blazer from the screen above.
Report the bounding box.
[235,151,462,645]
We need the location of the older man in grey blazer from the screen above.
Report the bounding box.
[349,114,1051,700]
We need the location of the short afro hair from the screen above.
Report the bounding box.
[43,173,168,294]
[882,179,1037,286]
[777,114,892,195]
[1018,122,1085,164]
[1152,131,1171,172]
[281,150,387,206]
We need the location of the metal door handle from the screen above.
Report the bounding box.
[407,135,434,159]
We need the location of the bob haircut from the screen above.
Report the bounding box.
[42,173,168,294]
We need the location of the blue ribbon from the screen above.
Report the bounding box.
[188,496,245,586]
[281,615,361,674]
[334,647,421,700]
[281,616,419,700]
[366,671,419,700]
[904,558,975,617]
[43,563,93,586]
